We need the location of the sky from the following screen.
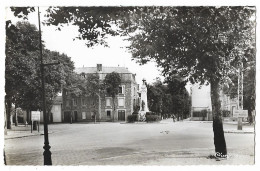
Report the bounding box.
[4,3,259,94]
[5,7,165,86]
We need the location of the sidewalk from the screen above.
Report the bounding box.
[224,127,254,134]
[160,118,255,134]
[4,124,52,140]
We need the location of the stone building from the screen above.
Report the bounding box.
[62,64,139,122]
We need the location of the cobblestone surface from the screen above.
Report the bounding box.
[4,120,255,165]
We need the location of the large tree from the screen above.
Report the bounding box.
[5,20,40,128]
[147,77,191,119]
[165,76,190,120]
[5,21,74,128]
[146,81,163,116]
[126,7,255,158]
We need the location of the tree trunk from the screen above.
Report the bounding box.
[5,98,12,129]
[26,110,30,124]
[96,94,101,121]
[210,80,227,157]
[14,105,18,126]
[248,109,253,123]
[112,97,115,122]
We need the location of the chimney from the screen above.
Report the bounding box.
[97,64,102,72]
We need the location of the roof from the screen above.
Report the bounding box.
[75,66,132,74]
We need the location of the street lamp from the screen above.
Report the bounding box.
[38,7,52,165]
[38,7,60,165]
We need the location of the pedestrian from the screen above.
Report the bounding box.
[172,115,176,122]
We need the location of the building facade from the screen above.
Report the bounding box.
[40,96,63,123]
[62,64,139,122]
[190,83,238,121]
[190,84,212,121]
[219,90,238,120]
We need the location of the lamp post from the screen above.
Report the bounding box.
[38,7,52,165]
[38,7,59,165]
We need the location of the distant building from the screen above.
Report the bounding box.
[219,90,238,120]
[19,96,63,124]
[190,84,212,121]
[40,96,63,123]
[190,84,238,121]
[62,64,139,122]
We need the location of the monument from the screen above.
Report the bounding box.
[139,78,149,121]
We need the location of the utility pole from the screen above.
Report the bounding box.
[237,61,243,130]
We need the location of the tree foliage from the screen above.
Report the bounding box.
[127,7,255,84]
[147,77,190,119]
[5,20,74,128]
[84,73,102,97]
[103,72,121,121]
[104,72,121,99]
[10,7,35,19]
[44,7,140,47]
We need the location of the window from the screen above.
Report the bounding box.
[73,99,77,106]
[119,86,123,94]
[66,100,70,107]
[106,88,110,94]
[106,110,111,117]
[119,85,125,94]
[91,111,95,119]
[106,98,111,107]
[82,112,86,119]
[82,98,86,106]
[118,98,125,107]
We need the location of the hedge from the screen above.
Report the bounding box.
[146,111,156,115]
[146,115,161,122]
[193,109,231,117]
[222,110,231,117]
[127,114,138,123]
[193,109,207,117]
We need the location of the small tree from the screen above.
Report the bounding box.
[133,103,140,114]
[84,73,102,123]
[103,72,121,121]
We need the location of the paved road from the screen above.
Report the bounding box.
[4,119,254,165]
